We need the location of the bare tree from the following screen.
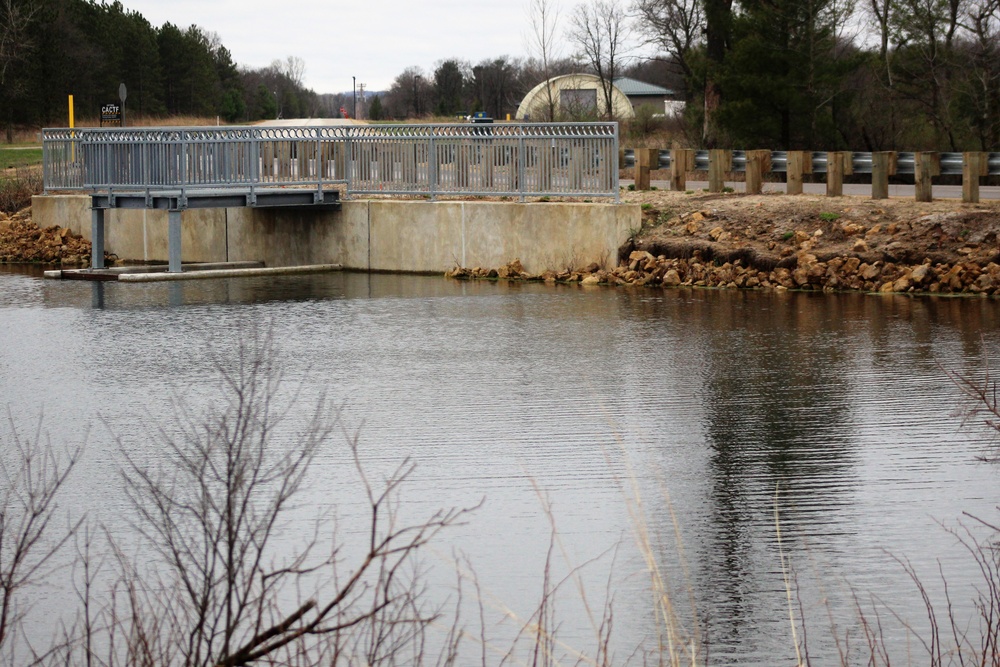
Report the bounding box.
[0,0,37,143]
[526,0,563,121]
[633,0,703,82]
[87,327,474,666]
[0,410,80,662]
[280,55,307,88]
[0,0,35,87]
[567,0,632,120]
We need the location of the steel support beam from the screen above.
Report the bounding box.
[168,210,182,273]
[91,207,105,269]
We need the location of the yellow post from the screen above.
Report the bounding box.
[69,94,76,161]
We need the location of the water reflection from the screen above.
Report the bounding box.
[1,266,999,664]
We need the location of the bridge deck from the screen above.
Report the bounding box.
[91,186,341,211]
[88,187,342,274]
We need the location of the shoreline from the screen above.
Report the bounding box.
[448,190,1000,296]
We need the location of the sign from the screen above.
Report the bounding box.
[101,103,122,127]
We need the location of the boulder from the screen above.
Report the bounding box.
[910,264,932,284]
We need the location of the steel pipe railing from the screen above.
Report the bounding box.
[43,123,621,203]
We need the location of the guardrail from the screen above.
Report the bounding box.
[622,148,1000,202]
[621,149,1000,176]
[42,123,620,203]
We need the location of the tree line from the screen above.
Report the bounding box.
[635,0,1000,150]
[3,0,999,152]
[372,0,999,151]
[0,0,329,136]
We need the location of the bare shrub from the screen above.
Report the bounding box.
[0,167,42,214]
[59,326,476,666]
[0,410,81,663]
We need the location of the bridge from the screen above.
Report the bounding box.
[42,123,621,274]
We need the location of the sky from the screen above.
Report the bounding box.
[115,0,547,95]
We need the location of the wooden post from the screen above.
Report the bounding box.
[708,149,731,192]
[670,148,694,191]
[826,151,845,197]
[914,151,940,202]
[786,151,812,195]
[871,151,897,199]
[618,148,626,170]
[745,150,771,195]
[963,152,988,203]
[635,148,656,190]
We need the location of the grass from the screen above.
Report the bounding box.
[0,147,42,170]
[819,211,840,222]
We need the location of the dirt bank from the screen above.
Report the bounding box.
[449,191,1000,295]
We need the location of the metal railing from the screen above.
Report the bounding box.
[43,123,620,203]
[621,148,1000,175]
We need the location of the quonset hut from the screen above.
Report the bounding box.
[515,74,634,121]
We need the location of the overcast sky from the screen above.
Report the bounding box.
[115,0,549,95]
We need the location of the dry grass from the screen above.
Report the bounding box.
[0,168,42,214]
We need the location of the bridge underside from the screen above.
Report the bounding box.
[89,187,341,273]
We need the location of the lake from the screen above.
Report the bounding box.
[2,266,998,665]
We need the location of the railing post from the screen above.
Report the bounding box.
[518,131,526,202]
[915,151,940,202]
[871,151,897,199]
[826,151,845,196]
[745,149,771,195]
[429,133,438,201]
[963,152,987,203]
[345,135,353,196]
[708,149,731,192]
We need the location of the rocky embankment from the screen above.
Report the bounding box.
[448,191,1000,296]
[0,207,95,265]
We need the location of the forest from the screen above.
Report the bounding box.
[1,0,999,151]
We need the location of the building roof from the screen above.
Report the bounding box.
[612,77,674,97]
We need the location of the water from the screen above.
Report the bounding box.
[2,266,998,665]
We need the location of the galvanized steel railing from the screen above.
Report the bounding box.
[43,123,620,202]
[622,148,1000,175]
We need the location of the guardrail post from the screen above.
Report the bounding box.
[871,151,897,199]
[963,152,988,203]
[745,149,771,195]
[826,151,846,196]
[915,151,940,202]
[708,149,731,192]
[786,151,811,194]
[635,148,656,190]
[670,148,693,191]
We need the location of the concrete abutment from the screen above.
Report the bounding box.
[32,196,637,275]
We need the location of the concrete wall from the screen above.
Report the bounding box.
[33,195,638,273]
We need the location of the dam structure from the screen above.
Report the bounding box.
[38,123,636,279]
